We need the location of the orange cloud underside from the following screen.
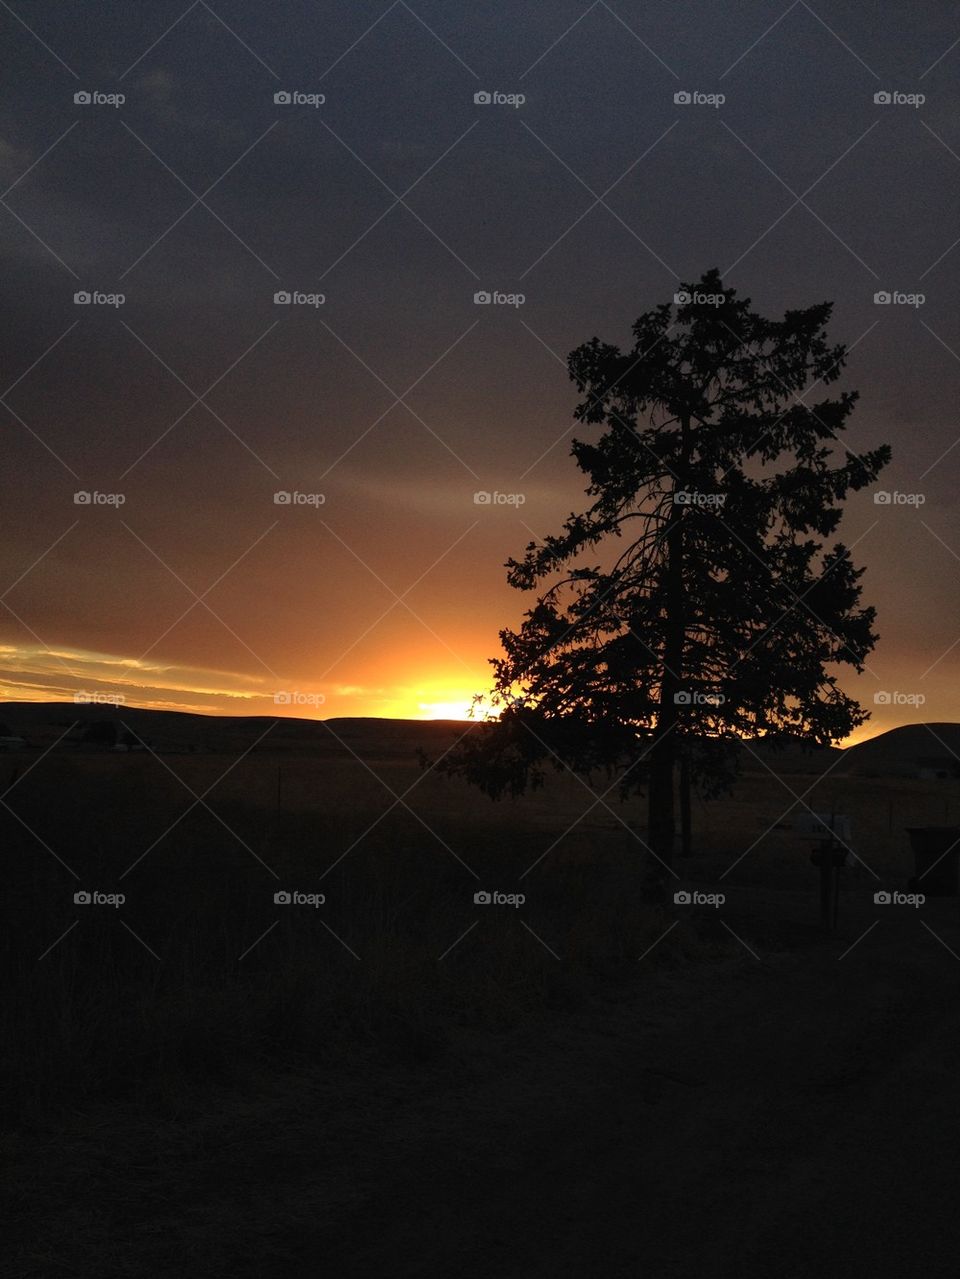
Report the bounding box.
[0,644,497,720]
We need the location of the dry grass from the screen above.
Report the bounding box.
[2,746,955,1132]
[0,751,665,1129]
[5,745,959,1276]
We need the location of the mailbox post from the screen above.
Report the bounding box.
[792,811,852,935]
[810,839,848,934]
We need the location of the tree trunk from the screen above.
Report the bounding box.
[646,411,690,885]
[647,742,676,881]
[680,749,692,857]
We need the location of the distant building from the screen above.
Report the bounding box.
[917,755,960,781]
[0,735,26,751]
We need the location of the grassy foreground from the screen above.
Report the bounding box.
[2,743,954,1128]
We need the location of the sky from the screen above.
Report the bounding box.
[1,0,959,739]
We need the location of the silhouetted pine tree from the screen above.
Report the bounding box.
[440,270,890,884]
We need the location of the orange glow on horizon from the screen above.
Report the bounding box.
[0,644,948,739]
[0,643,503,722]
[413,697,500,721]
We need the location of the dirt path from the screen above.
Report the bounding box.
[11,888,960,1278]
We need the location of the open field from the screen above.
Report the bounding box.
[4,734,959,1118]
[4,721,960,1276]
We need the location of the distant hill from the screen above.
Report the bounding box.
[1,702,956,778]
[841,724,960,778]
[0,702,473,758]
[735,734,844,775]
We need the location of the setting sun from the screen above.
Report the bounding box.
[415,696,499,720]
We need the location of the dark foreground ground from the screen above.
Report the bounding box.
[7,883,960,1279]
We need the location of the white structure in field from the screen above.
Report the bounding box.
[791,811,852,845]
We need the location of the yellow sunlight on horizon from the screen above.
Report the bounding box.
[412,693,500,721]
